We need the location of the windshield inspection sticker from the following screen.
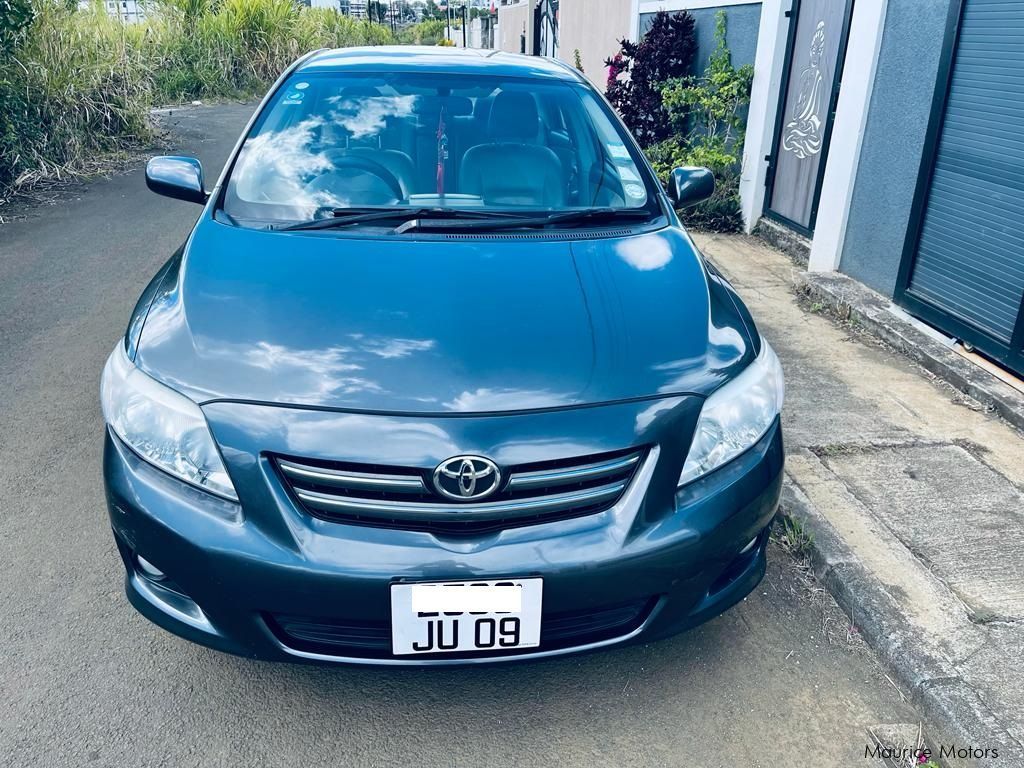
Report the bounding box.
[282,90,305,105]
[293,81,309,90]
[625,183,646,200]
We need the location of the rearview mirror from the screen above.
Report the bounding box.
[667,166,714,209]
[145,156,207,205]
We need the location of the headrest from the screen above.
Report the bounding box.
[488,91,539,141]
[473,95,492,122]
[413,95,473,117]
[337,86,383,98]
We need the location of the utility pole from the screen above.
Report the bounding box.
[461,4,467,48]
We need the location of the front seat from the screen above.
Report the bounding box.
[459,91,565,208]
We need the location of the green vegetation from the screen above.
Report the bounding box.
[604,11,697,147]
[603,11,752,231]
[0,0,392,204]
[647,11,753,231]
[776,515,814,558]
[396,19,450,46]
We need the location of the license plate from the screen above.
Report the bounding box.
[390,578,543,655]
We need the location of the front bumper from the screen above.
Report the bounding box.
[104,415,783,666]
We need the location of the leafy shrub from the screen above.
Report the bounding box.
[604,11,696,148]
[649,137,746,232]
[396,19,448,45]
[648,11,753,232]
[661,12,753,152]
[0,0,34,57]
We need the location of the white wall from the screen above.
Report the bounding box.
[556,0,634,89]
[92,0,148,23]
[497,1,533,53]
[738,0,790,233]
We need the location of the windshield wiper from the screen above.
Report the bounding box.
[393,207,654,233]
[276,207,527,232]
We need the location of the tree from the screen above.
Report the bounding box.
[368,0,388,23]
[423,0,445,20]
[604,11,697,147]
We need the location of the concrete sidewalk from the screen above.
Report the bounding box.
[695,232,1024,766]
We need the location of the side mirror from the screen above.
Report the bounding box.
[145,156,207,205]
[667,166,715,209]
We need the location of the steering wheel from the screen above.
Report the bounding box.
[323,155,405,202]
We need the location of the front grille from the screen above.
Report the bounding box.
[275,447,645,536]
[266,597,657,659]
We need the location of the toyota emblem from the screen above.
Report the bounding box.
[432,456,501,501]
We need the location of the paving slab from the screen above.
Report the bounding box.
[825,444,1024,622]
[785,451,987,666]
[695,231,1024,765]
[958,624,1024,748]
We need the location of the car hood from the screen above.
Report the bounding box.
[133,219,755,413]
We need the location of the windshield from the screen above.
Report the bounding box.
[221,71,660,226]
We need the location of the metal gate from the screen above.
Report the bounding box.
[764,0,854,234]
[533,0,558,58]
[895,0,1024,377]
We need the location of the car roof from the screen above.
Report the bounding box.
[297,46,587,84]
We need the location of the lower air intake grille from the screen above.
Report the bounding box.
[275,447,644,536]
[266,597,657,659]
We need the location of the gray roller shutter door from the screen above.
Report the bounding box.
[905,0,1024,351]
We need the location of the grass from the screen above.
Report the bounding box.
[775,515,814,559]
[0,0,394,206]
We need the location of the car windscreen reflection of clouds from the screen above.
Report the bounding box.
[615,237,673,272]
[234,117,340,215]
[354,336,436,360]
[192,335,437,404]
[442,387,577,412]
[326,95,418,139]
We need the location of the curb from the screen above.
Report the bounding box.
[797,271,1024,434]
[754,218,811,265]
[779,478,1024,768]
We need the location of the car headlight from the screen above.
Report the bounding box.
[100,343,238,501]
[678,340,784,486]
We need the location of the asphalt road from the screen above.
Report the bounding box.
[0,102,916,768]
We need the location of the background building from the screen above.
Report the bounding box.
[88,0,148,23]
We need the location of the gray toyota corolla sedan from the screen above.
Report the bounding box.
[101,46,784,665]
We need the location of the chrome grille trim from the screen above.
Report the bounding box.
[295,480,627,522]
[507,453,640,491]
[276,447,646,534]
[278,460,425,493]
